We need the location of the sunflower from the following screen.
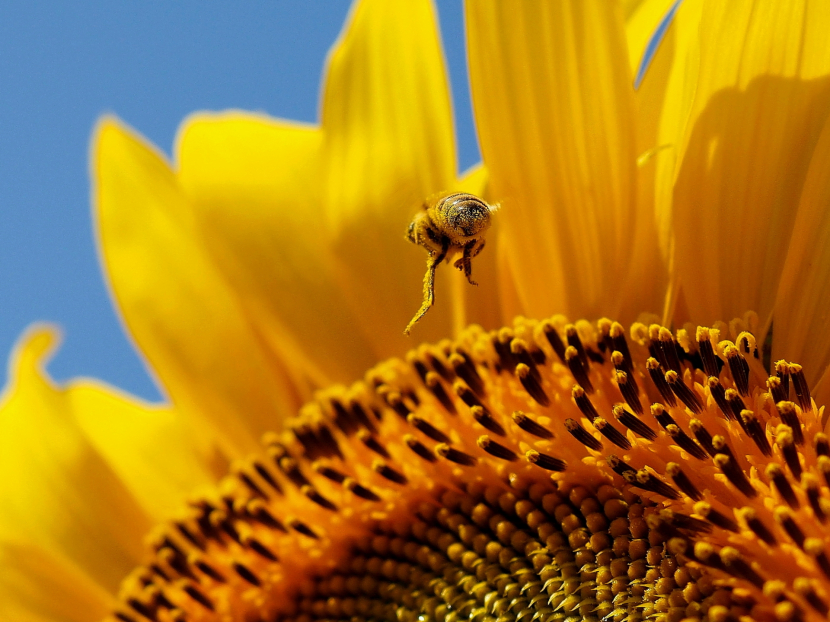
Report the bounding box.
[3,0,830,621]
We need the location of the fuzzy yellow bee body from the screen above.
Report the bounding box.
[404,192,497,335]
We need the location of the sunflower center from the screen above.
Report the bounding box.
[110,315,828,622]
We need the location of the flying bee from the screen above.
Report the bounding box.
[404,192,498,335]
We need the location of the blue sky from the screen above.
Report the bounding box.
[0,1,480,401]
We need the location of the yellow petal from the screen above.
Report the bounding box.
[773,112,830,389]
[631,0,703,321]
[467,0,647,323]
[671,1,830,331]
[320,0,461,345]
[445,164,504,334]
[94,117,304,455]
[0,541,111,622]
[0,327,149,595]
[177,113,379,389]
[178,0,463,367]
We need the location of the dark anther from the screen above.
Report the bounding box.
[714,453,757,498]
[805,539,830,580]
[767,376,787,405]
[195,559,226,582]
[777,401,804,445]
[666,462,702,500]
[278,457,311,488]
[330,399,360,434]
[403,435,437,464]
[344,478,382,502]
[658,327,682,373]
[512,411,553,439]
[610,322,634,373]
[247,538,279,562]
[776,428,803,480]
[790,364,813,412]
[688,419,717,457]
[454,382,485,409]
[740,507,777,546]
[633,469,680,500]
[313,463,347,483]
[612,404,656,440]
[815,432,830,457]
[696,327,721,378]
[436,443,477,466]
[450,350,486,397]
[184,585,215,611]
[572,385,599,421]
[424,372,457,414]
[407,414,451,443]
[493,330,519,371]
[646,358,677,407]
[804,476,827,523]
[707,377,732,420]
[372,459,409,484]
[526,449,566,472]
[302,485,338,511]
[253,461,282,494]
[818,456,830,489]
[615,370,643,415]
[471,405,506,436]
[233,562,262,587]
[407,352,430,383]
[592,417,631,450]
[541,320,567,362]
[598,318,615,355]
[740,410,772,456]
[510,339,542,381]
[665,424,709,460]
[286,518,318,539]
[766,463,799,508]
[725,346,750,396]
[565,324,590,371]
[237,472,267,499]
[775,507,805,548]
[650,402,676,429]
[247,501,286,532]
[775,360,791,397]
[693,501,739,532]
[607,454,636,479]
[357,429,390,459]
[566,346,593,393]
[664,510,712,533]
[127,599,154,619]
[564,418,603,451]
[425,351,454,382]
[384,391,411,419]
[724,389,748,430]
[665,370,703,413]
[719,547,764,588]
[175,522,206,551]
[478,435,518,461]
[516,363,550,407]
[794,579,829,617]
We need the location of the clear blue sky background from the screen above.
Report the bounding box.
[0,1,480,402]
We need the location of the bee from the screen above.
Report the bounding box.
[404,192,497,335]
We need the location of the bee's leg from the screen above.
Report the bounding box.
[470,238,485,258]
[456,239,479,286]
[405,242,449,335]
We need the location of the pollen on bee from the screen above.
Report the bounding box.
[404,192,496,335]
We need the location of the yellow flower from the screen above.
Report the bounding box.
[4,1,830,621]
